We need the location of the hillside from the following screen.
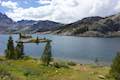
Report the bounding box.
[0,12,63,34]
[52,13,120,37]
[1,12,120,37]
[0,13,14,33]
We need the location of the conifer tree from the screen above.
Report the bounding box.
[15,42,24,59]
[110,52,120,80]
[19,33,22,39]
[36,36,39,44]
[41,41,52,65]
[5,36,15,59]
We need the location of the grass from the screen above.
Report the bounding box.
[0,57,114,80]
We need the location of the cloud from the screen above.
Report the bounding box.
[38,0,51,5]
[0,0,1,5]
[1,1,18,9]
[115,0,120,11]
[1,0,120,23]
[6,6,53,21]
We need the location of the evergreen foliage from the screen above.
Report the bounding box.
[5,36,15,59]
[110,52,120,80]
[41,41,52,65]
[36,36,39,44]
[19,33,22,39]
[5,36,24,59]
[15,42,24,59]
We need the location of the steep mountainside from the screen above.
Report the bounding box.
[0,13,14,33]
[32,20,63,32]
[53,13,120,37]
[13,20,63,33]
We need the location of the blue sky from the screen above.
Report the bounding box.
[0,0,49,13]
[0,0,120,23]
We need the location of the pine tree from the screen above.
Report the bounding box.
[5,36,15,59]
[110,52,120,80]
[41,41,52,65]
[15,42,24,59]
[94,58,99,66]
[36,36,39,44]
[19,33,22,39]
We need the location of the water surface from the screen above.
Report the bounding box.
[0,34,120,64]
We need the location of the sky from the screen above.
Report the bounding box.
[0,0,120,23]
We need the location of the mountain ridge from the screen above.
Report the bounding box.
[52,13,120,37]
[0,12,120,37]
[0,12,63,34]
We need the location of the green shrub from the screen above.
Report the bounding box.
[23,56,33,60]
[0,65,12,80]
[53,62,69,68]
[23,68,39,77]
[41,41,52,66]
[67,61,76,66]
[110,52,120,80]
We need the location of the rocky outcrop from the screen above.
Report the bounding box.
[53,13,120,37]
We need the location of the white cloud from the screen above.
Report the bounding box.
[115,0,120,11]
[1,0,120,23]
[1,1,18,9]
[0,1,1,5]
[6,6,53,21]
[38,0,51,5]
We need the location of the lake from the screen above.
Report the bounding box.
[0,34,120,65]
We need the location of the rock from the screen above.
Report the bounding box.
[98,75,105,79]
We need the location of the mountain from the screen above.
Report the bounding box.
[11,20,38,33]
[0,12,14,33]
[53,13,120,37]
[32,20,63,32]
[1,12,120,37]
[12,20,63,33]
[0,12,63,33]
[16,20,37,26]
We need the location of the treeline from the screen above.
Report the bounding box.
[5,36,24,59]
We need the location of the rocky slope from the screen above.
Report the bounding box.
[52,13,120,37]
[0,12,63,34]
[1,12,120,37]
[0,13,14,33]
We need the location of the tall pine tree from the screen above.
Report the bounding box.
[15,42,24,59]
[41,41,52,65]
[5,36,15,59]
[36,36,39,45]
[19,33,22,39]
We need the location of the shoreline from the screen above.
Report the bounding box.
[0,55,111,66]
[1,33,120,38]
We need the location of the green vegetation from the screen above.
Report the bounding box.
[5,36,24,59]
[110,52,120,80]
[41,41,52,66]
[15,42,24,59]
[0,57,111,80]
[35,36,39,44]
[5,36,16,59]
[2,35,119,80]
[19,33,22,39]
[67,61,76,66]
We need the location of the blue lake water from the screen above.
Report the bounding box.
[0,34,120,64]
